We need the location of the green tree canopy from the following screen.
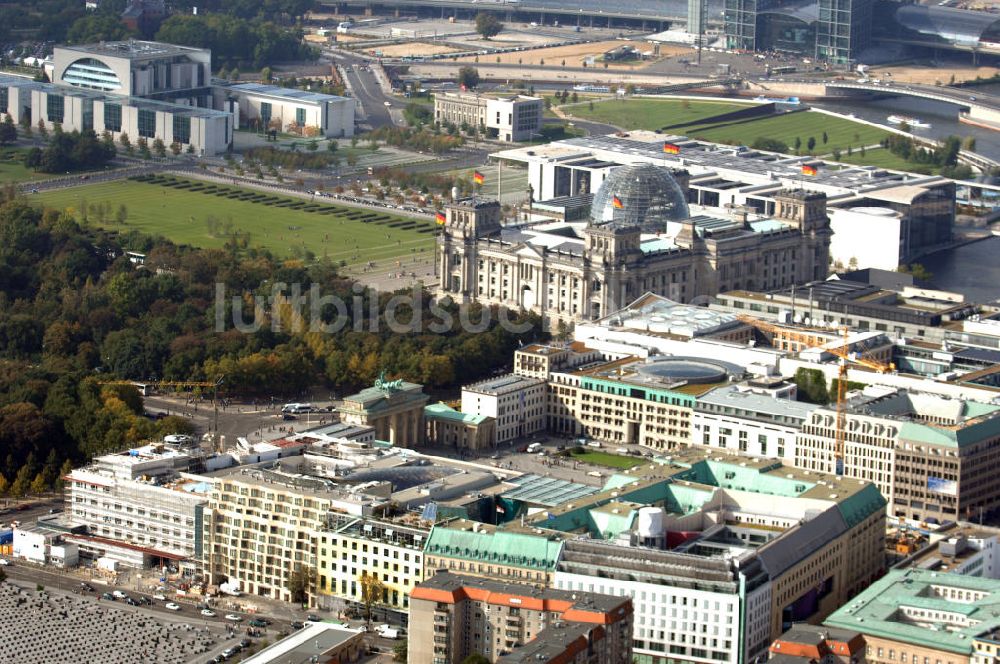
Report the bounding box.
[457,66,480,90]
[475,12,503,40]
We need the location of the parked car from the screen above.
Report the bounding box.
[112,590,128,600]
[290,621,305,629]
[0,558,11,566]
[165,602,181,611]
[225,613,242,622]
[306,614,321,622]
[152,593,167,601]
[101,592,115,600]
[239,639,252,649]
[249,618,268,627]
[201,609,217,617]
[80,582,95,592]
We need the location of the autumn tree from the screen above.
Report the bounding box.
[359,572,385,629]
[287,564,314,605]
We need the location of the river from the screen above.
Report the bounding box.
[917,236,1000,304]
[813,87,1000,161]
[813,91,1000,302]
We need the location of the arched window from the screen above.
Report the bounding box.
[62,58,122,92]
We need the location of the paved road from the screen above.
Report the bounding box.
[339,57,396,129]
[143,395,340,442]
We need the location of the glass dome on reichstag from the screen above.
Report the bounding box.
[590,163,690,231]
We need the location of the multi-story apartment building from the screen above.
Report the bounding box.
[825,568,1000,664]
[693,384,820,464]
[201,467,342,605]
[796,387,1000,523]
[713,279,975,344]
[64,441,211,567]
[897,523,1000,579]
[422,521,568,587]
[433,92,543,142]
[547,354,743,450]
[769,625,866,664]
[555,539,773,664]
[461,374,547,445]
[513,343,602,381]
[542,449,886,663]
[316,516,429,615]
[408,572,634,664]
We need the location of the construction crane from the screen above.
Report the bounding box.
[737,314,894,472]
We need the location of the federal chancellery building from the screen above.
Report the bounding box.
[0,40,355,155]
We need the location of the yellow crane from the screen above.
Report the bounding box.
[737,314,894,470]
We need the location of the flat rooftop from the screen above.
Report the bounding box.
[463,373,544,396]
[241,622,362,664]
[697,384,820,421]
[58,40,206,60]
[599,292,743,338]
[227,82,349,104]
[825,568,1000,655]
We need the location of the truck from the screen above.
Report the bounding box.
[376,625,401,639]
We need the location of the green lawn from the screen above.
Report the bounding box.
[561,98,750,131]
[683,110,891,155]
[35,175,437,265]
[568,449,642,469]
[0,148,44,184]
[833,146,939,174]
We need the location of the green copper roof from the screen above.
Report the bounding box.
[835,483,887,528]
[424,402,490,425]
[899,411,1000,448]
[825,568,1000,655]
[587,505,637,539]
[423,525,564,571]
[673,459,816,497]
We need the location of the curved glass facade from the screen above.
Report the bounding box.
[62,58,122,92]
[895,5,1000,46]
[590,164,690,231]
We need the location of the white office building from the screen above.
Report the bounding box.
[555,548,772,664]
[461,373,547,444]
[64,442,211,565]
[692,384,819,463]
[223,82,355,138]
[828,206,906,271]
[0,39,355,155]
[434,91,543,142]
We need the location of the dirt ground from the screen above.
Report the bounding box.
[374,42,462,57]
[870,65,1000,84]
[454,40,692,68]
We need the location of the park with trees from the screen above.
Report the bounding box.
[0,191,542,498]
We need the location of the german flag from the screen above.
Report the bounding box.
[473,171,485,185]
[801,164,818,176]
[612,195,624,210]
[436,211,446,225]
[663,142,680,154]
